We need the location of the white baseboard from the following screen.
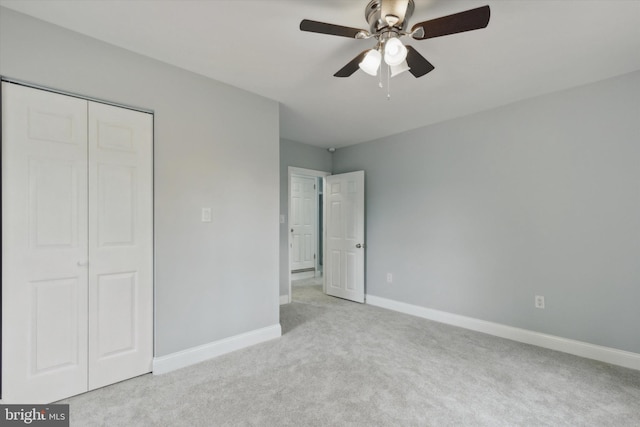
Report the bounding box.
[280,295,290,305]
[366,295,640,371]
[152,324,282,375]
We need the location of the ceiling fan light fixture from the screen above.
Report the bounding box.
[383,37,407,66]
[359,48,382,76]
[390,61,410,77]
[301,2,490,84]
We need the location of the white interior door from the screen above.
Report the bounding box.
[290,175,316,273]
[2,82,89,403]
[325,171,365,303]
[87,102,153,390]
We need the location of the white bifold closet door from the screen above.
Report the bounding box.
[1,82,153,403]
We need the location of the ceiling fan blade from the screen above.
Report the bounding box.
[300,19,367,39]
[411,5,490,40]
[380,0,410,27]
[405,45,435,78]
[334,50,369,77]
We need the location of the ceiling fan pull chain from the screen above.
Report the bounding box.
[387,65,390,100]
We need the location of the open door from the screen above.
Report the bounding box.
[325,171,365,303]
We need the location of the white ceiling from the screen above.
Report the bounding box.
[2,0,639,148]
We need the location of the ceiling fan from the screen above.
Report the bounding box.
[300,0,490,79]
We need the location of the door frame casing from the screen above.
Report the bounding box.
[287,167,330,303]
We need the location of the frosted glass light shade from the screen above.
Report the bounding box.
[384,37,407,66]
[390,61,410,77]
[359,49,382,76]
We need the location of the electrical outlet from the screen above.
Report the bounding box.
[386,273,393,284]
[535,295,545,309]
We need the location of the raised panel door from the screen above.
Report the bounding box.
[290,175,317,272]
[87,101,153,390]
[2,82,89,403]
[325,171,365,303]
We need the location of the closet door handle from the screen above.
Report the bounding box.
[77,260,89,267]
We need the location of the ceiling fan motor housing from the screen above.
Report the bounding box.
[365,0,415,33]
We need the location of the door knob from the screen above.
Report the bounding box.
[356,243,363,248]
[77,260,89,267]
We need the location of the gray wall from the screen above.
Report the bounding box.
[334,71,640,354]
[279,138,333,297]
[0,7,280,357]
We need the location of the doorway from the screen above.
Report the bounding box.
[287,167,330,302]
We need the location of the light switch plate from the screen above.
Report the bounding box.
[201,208,212,222]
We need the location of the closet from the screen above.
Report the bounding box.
[1,82,153,403]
